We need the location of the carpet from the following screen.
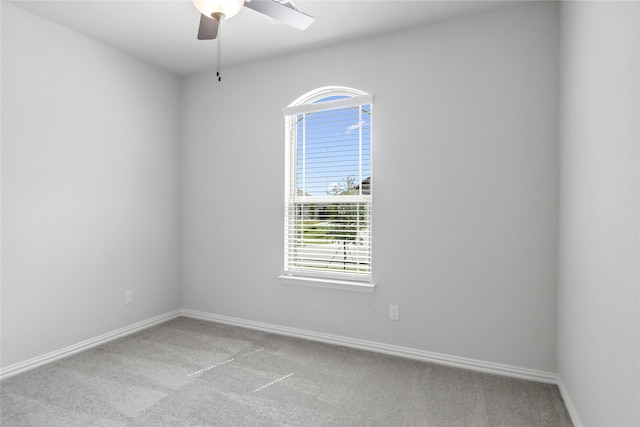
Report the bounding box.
[0,317,573,426]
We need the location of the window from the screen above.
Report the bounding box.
[281,87,373,290]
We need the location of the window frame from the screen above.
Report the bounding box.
[279,87,375,292]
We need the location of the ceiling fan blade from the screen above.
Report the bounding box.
[244,0,314,30]
[197,14,220,40]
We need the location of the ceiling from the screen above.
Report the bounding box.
[10,0,518,76]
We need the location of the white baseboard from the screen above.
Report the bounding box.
[0,310,181,381]
[180,309,559,385]
[557,378,584,427]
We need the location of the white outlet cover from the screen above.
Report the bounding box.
[389,305,399,320]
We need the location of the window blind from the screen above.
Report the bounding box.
[283,94,372,281]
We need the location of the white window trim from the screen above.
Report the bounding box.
[287,86,369,107]
[282,87,374,291]
[278,274,375,293]
[282,94,373,116]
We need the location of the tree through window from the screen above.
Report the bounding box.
[283,87,373,282]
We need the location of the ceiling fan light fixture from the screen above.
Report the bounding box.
[192,0,245,20]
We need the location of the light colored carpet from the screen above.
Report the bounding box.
[1,317,573,426]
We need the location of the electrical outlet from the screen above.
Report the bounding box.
[124,290,132,305]
[389,304,399,321]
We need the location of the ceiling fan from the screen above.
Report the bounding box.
[193,0,315,41]
[192,0,314,80]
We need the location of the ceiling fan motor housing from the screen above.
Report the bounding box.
[192,0,244,20]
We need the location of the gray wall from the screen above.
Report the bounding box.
[558,2,640,426]
[5,1,639,424]
[1,3,183,367]
[182,2,560,373]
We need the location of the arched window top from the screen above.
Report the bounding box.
[288,86,369,107]
[283,86,372,116]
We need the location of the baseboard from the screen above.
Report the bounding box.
[0,310,181,381]
[557,378,584,427]
[180,309,559,385]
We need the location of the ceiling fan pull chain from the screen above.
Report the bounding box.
[216,17,222,82]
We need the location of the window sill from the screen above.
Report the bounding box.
[278,275,375,293]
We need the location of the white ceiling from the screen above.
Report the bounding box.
[10,0,518,76]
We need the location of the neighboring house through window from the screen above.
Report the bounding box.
[280,87,373,291]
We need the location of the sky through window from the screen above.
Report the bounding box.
[296,96,371,196]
